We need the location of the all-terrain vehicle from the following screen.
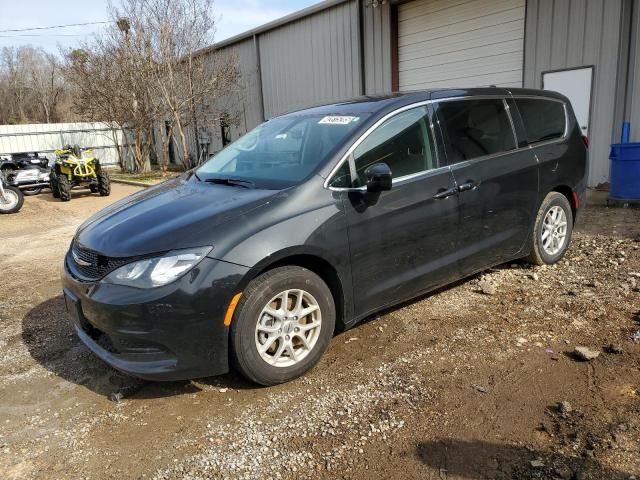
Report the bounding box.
[50,145,110,201]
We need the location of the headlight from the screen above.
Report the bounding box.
[103,246,212,288]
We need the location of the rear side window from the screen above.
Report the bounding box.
[514,98,566,144]
[435,99,516,163]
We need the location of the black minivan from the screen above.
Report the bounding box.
[62,88,587,385]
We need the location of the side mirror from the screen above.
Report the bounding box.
[365,162,392,193]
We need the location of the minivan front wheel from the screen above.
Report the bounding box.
[526,192,573,265]
[230,266,335,386]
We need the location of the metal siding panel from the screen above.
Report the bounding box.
[205,37,263,153]
[524,0,539,87]
[524,0,625,186]
[630,0,640,142]
[364,3,392,94]
[612,0,633,146]
[381,2,391,91]
[398,0,525,90]
[337,7,347,99]
[551,0,570,68]
[566,0,587,62]
[350,1,361,94]
[256,1,359,117]
[589,0,623,186]
[534,0,553,77]
[583,0,604,65]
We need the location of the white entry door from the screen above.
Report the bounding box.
[543,67,593,137]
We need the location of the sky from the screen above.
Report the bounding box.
[0,0,319,54]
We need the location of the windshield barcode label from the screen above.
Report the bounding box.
[318,116,358,125]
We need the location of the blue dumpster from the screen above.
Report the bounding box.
[609,143,640,201]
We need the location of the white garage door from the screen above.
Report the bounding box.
[398,0,525,91]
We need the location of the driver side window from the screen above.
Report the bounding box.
[352,106,436,186]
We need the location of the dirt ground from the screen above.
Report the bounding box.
[1,184,639,480]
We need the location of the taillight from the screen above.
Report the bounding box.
[582,135,589,148]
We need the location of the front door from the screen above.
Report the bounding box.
[433,98,538,276]
[329,105,462,317]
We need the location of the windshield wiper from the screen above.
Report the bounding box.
[204,177,255,189]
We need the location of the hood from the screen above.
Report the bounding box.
[76,174,277,257]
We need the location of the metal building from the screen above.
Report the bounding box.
[201,0,640,188]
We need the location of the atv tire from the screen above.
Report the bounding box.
[58,174,72,202]
[49,172,60,199]
[97,171,111,196]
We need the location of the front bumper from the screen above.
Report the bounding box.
[62,253,249,381]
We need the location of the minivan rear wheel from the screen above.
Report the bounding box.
[526,192,573,266]
[230,266,335,386]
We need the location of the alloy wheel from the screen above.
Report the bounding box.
[255,289,322,368]
[541,205,568,256]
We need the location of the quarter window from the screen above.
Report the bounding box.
[515,98,566,144]
[436,99,516,163]
[350,106,437,186]
[329,161,352,188]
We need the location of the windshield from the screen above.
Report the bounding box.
[196,113,369,189]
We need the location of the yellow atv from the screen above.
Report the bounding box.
[50,145,111,201]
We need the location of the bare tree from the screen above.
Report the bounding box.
[63,0,240,173]
[113,0,240,170]
[0,46,73,124]
[65,27,162,173]
[29,51,64,123]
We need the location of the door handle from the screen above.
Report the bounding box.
[433,186,458,200]
[458,180,477,193]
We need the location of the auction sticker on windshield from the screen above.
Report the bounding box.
[318,116,359,125]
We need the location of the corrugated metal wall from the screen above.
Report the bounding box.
[0,122,126,166]
[628,0,640,142]
[259,0,361,118]
[202,37,263,153]
[363,2,392,94]
[524,0,627,187]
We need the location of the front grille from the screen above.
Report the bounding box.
[70,239,138,281]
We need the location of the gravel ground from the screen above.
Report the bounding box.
[0,185,639,480]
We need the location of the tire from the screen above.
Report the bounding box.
[525,192,573,266]
[50,173,60,199]
[2,167,16,184]
[97,171,111,196]
[230,266,336,386]
[0,185,24,214]
[58,174,72,202]
[22,186,43,196]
